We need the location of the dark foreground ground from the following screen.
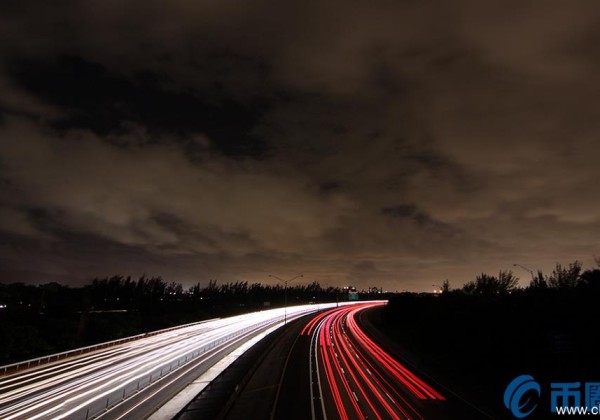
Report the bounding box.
[377,291,600,419]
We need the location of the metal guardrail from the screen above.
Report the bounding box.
[1,302,367,376]
[1,303,373,419]
[0,317,218,375]
[81,315,284,420]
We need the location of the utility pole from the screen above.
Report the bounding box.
[269,274,303,324]
[513,263,535,281]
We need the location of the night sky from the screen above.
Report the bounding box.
[1,2,599,291]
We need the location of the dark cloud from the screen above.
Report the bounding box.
[9,55,269,157]
[382,205,431,227]
[347,261,387,287]
[1,1,600,291]
[382,205,422,220]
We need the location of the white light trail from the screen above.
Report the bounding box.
[0,302,363,420]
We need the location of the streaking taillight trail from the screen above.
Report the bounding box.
[306,302,444,419]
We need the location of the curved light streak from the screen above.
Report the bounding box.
[0,303,360,419]
[309,303,445,420]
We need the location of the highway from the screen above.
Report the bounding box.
[0,303,354,420]
[301,302,447,419]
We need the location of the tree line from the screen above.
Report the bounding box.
[0,276,367,314]
[380,258,600,418]
[0,275,383,365]
[443,259,600,295]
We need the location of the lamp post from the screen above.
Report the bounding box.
[432,284,442,294]
[513,263,535,281]
[269,274,303,324]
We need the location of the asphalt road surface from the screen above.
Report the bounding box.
[268,302,491,420]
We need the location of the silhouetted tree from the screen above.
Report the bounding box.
[202,279,219,299]
[547,261,582,289]
[461,280,476,294]
[188,282,202,297]
[497,270,519,292]
[462,270,518,294]
[579,268,600,292]
[476,273,498,294]
[166,281,183,296]
[528,270,548,289]
[442,279,451,293]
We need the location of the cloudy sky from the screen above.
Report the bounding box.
[1,1,599,291]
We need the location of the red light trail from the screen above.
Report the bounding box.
[304,302,445,419]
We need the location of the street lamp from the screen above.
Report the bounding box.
[269,274,303,324]
[432,284,442,294]
[513,263,535,280]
